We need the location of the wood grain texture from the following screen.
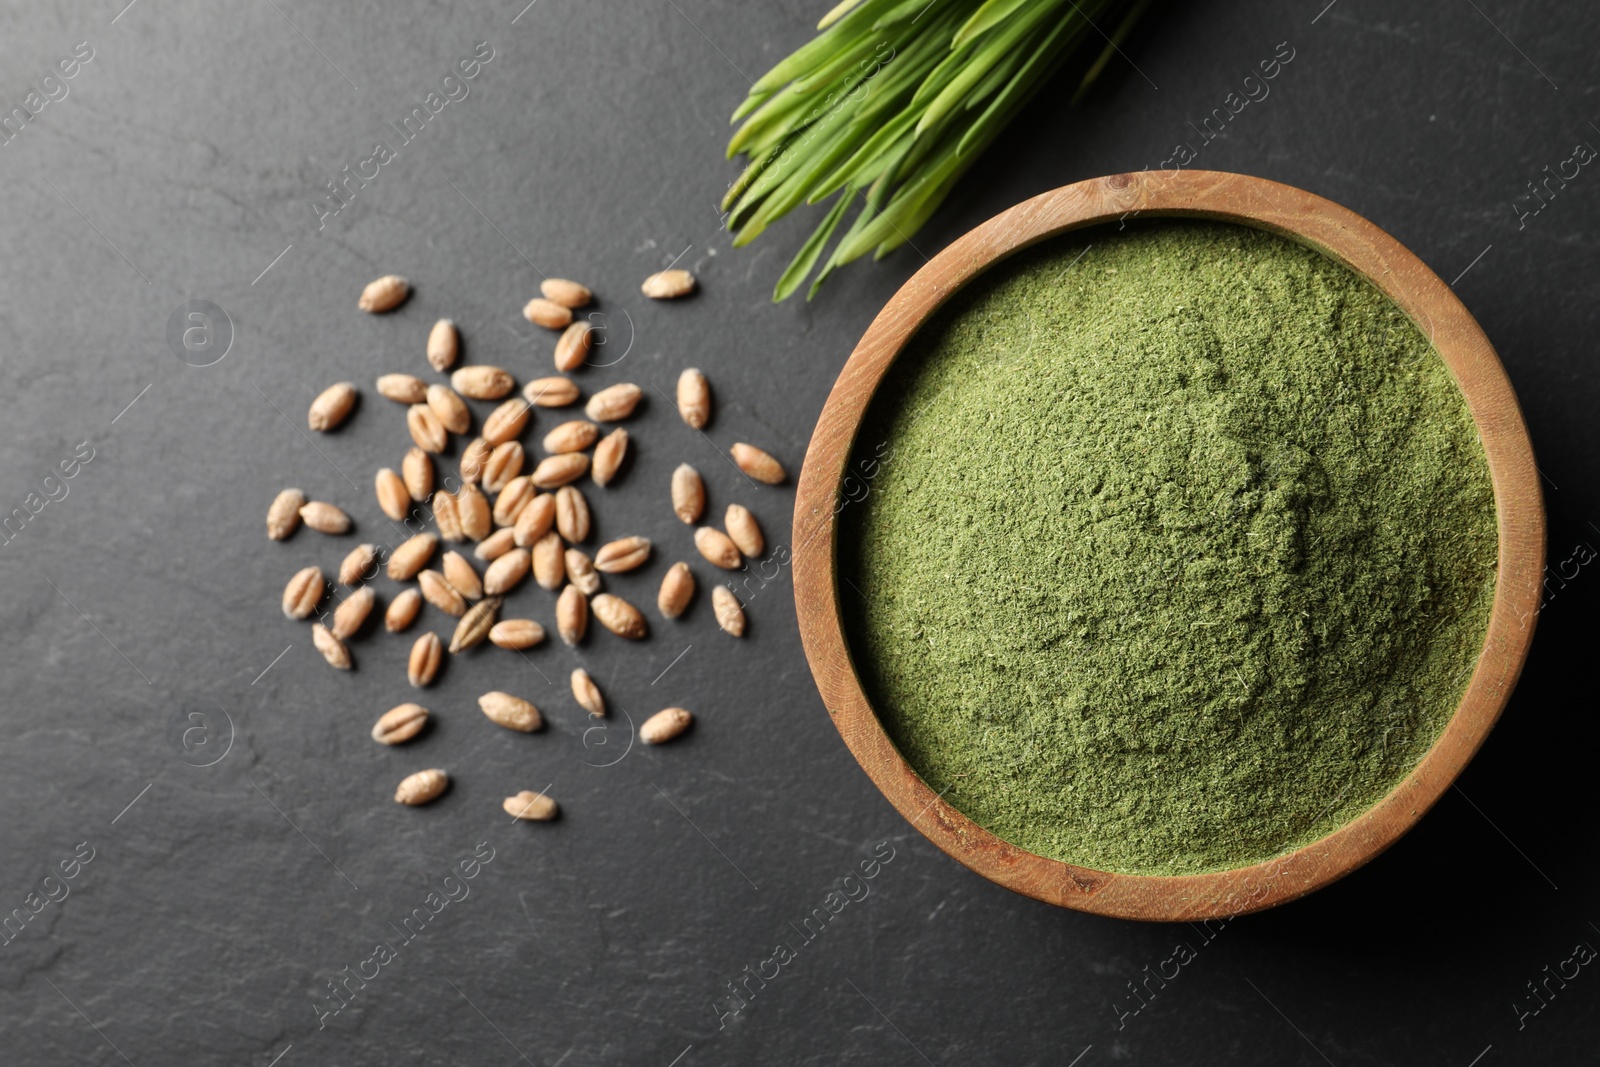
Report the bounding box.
[791,170,1545,922]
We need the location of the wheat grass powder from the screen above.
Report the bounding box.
[843,221,1498,876]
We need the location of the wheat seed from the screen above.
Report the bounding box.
[641,707,693,743]
[532,452,589,489]
[450,596,502,653]
[492,476,535,527]
[479,691,542,732]
[418,569,467,617]
[585,383,642,423]
[565,547,601,595]
[313,623,352,669]
[427,318,458,371]
[694,527,741,570]
[671,465,705,524]
[483,398,531,446]
[725,504,764,558]
[475,527,517,561]
[338,543,379,586]
[731,442,785,484]
[332,586,376,639]
[532,530,565,590]
[300,501,351,535]
[442,550,483,601]
[483,548,531,595]
[457,482,492,541]
[555,485,590,542]
[282,566,325,619]
[503,789,558,821]
[677,368,710,428]
[489,618,545,649]
[459,437,491,485]
[713,585,746,637]
[386,588,422,632]
[513,492,556,547]
[451,365,516,400]
[591,593,647,639]
[641,269,695,299]
[388,532,438,580]
[432,490,464,541]
[426,383,472,435]
[372,703,429,745]
[557,584,587,646]
[375,468,410,521]
[571,668,605,717]
[595,536,651,573]
[403,447,434,501]
[267,488,305,541]
[543,419,599,454]
[309,382,359,431]
[523,376,580,407]
[377,373,427,404]
[408,632,443,687]
[592,428,628,486]
[359,275,408,313]
[395,768,448,806]
[658,562,695,619]
[540,278,592,308]
[407,404,448,453]
[554,321,593,372]
[523,297,573,329]
[483,442,525,492]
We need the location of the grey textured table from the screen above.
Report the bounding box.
[2,1,1596,1064]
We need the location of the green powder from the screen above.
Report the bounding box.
[842,221,1498,876]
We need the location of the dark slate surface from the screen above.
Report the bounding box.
[0,0,1595,1064]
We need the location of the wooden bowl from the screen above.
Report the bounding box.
[792,170,1545,921]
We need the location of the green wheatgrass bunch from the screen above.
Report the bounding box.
[724,0,1150,300]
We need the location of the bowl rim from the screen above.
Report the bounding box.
[790,169,1545,921]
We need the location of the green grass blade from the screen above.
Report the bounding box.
[951,0,1035,49]
[792,26,903,94]
[774,188,856,300]
[831,6,961,119]
[726,0,1145,298]
[872,162,968,255]
[872,0,951,28]
[915,0,1064,135]
[722,142,781,211]
[834,163,951,260]
[861,2,971,91]
[728,74,879,228]
[817,0,866,29]
[736,118,864,233]
[806,168,897,295]
[960,32,1030,108]
[811,109,919,199]
[807,187,893,297]
[909,34,981,107]
[1071,0,1152,103]
[955,7,1092,156]
[730,88,775,124]
[748,0,900,94]
[728,84,822,158]
[732,15,914,161]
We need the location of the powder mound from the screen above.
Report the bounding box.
[843,221,1498,876]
